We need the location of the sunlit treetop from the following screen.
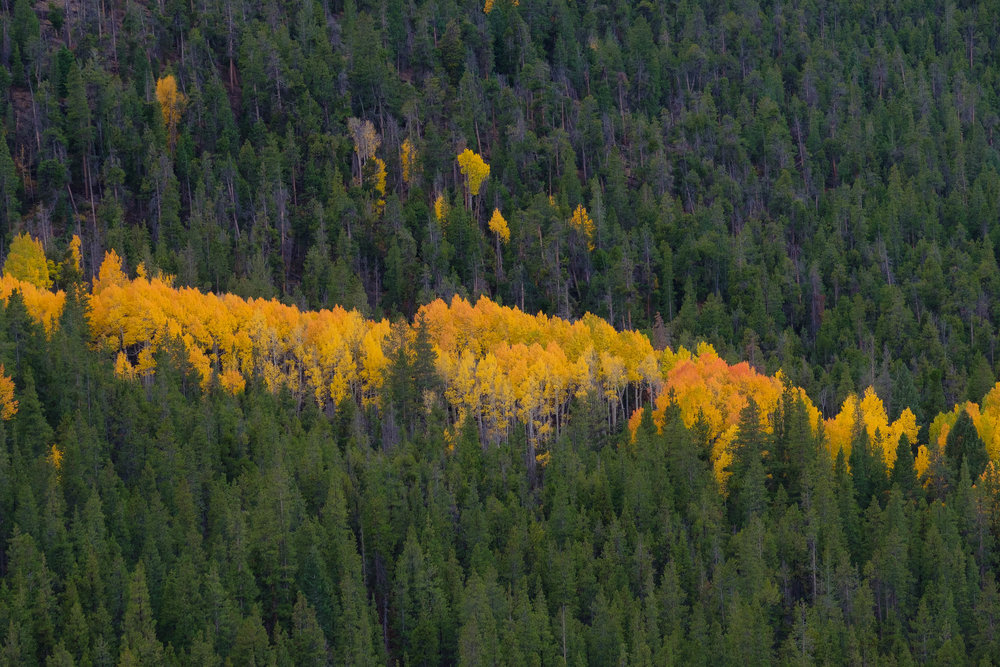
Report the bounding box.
[457,149,490,200]
[4,232,51,289]
[488,208,510,244]
[434,194,449,223]
[155,74,187,150]
[569,204,595,251]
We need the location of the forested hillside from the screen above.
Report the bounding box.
[0,232,995,664]
[4,0,1000,664]
[2,0,1000,421]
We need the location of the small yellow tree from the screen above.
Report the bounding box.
[400,138,416,186]
[487,208,510,244]
[4,232,52,289]
[364,156,387,216]
[488,208,510,276]
[155,74,187,153]
[457,149,489,210]
[569,204,595,251]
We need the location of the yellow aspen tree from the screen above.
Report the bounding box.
[487,208,510,244]
[4,232,52,289]
[456,149,489,210]
[569,204,595,251]
[488,208,509,277]
[115,351,136,380]
[47,444,63,472]
[400,138,416,185]
[155,74,187,153]
[627,407,643,444]
[93,249,128,293]
[363,156,387,216]
[434,194,450,236]
[69,235,82,272]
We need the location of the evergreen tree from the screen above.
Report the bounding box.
[945,409,989,482]
[727,399,769,527]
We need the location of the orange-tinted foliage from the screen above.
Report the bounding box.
[652,342,821,481]
[5,234,1000,483]
[0,365,17,420]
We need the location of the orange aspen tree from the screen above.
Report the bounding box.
[0,365,17,420]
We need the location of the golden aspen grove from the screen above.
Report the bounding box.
[3,235,999,490]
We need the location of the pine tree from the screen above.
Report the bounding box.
[119,562,165,665]
[727,398,769,527]
[0,133,20,235]
[290,592,328,666]
[889,434,922,502]
[945,408,989,481]
[847,402,886,509]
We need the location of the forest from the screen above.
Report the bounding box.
[3,0,1000,663]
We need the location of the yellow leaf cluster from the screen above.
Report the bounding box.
[488,208,510,244]
[364,156,387,215]
[155,75,187,150]
[457,149,490,200]
[9,234,1000,483]
[434,194,449,223]
[401,139,416,184]
[88,251,389,407]
[0,272,65,333]
[569,204,595,251]
[823,387,919,470]
[484,0,519,13]
[419,295,657,444]
[93,248,128,293]
[0,365,17,420]
[47,443,63,471]
[627,406,643,444]
[4,232,52,289]
[69,235,82,273]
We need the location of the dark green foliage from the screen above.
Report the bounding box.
[727,399,769,527]
[889,435,922,503]
[946,409,989,482]
[848,404,888,510]
[0,309,994,663]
